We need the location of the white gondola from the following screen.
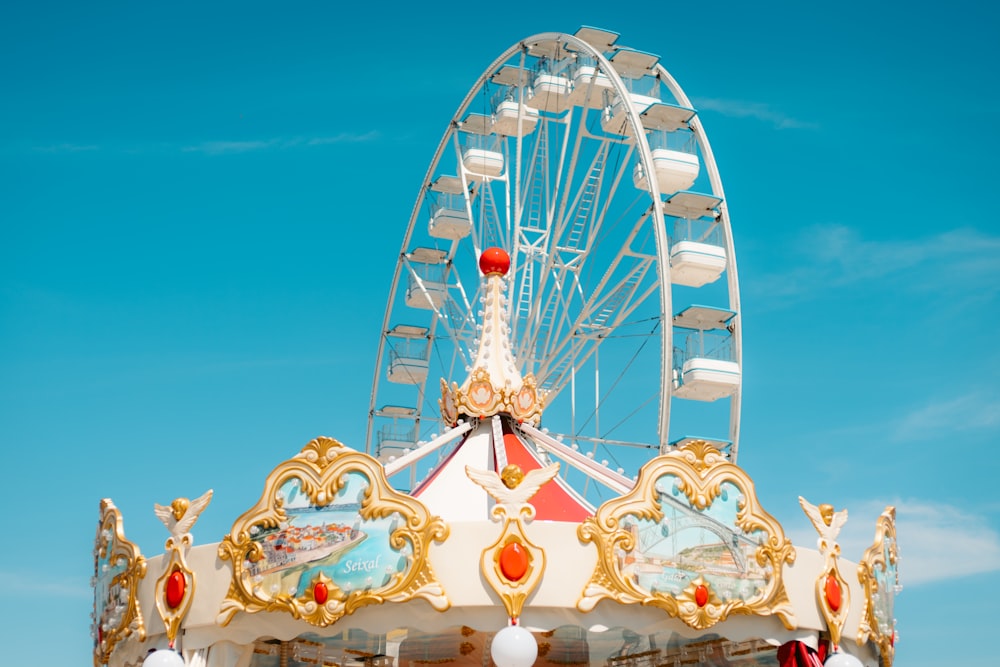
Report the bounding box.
[526,61,571,111]
[492,98,539,136]
[428,190,471,240]
[567,56,613,108]
[601,48,660,136]
[633,150,699,194]
[669,216,727,287]
[461,130,505,181]
[633,128,700,194]
[602,90,659,136]
[670,241,727,287]
[404,248,448,310]
[672,306,740,401]
[374,405,418,461]
[385,326,429,385]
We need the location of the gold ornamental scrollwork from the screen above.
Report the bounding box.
[93,499,147,667]
[153,490,213,644]
[857,506,899,667]
[577,441,796,631]
[466,463,558,619]
[800,497,851,646]
[217,436,450,627]
[440,370,545,425]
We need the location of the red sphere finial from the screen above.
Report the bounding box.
[479,247,510,276]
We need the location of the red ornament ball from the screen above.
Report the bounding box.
[479,247,510,276]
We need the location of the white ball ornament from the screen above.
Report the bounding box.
[824,651,863,667]
[490,625,537,667]
[143,649,185,667]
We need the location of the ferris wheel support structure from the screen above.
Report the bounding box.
[366,29,743,479]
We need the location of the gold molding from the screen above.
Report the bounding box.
[217,437,450,627]
[800,497,850,646]
[467,463,557,620]
[577,441,796,631]
[153,490,212,644]
[857,506,898,667]
[440,370,545,425]
[93,498,147,667]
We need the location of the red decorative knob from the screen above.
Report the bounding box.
[165,569,186,609]
[499,542,529,582]
[825,573,842,612]
[694,584,709,608]
[479,247,510,276]
[313,581,329,605]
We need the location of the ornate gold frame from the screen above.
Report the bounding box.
[93,498,146,666]
[577,442,796,630]
[857,506,898,667]
[440,371,544,425]
[217,437,450,627]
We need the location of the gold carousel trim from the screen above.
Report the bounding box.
[153,489,213,643]
[466,463,558,619]
[217,436,450,627]
[93,498,147,667]
[440,370,544,425]
[857,506,898,667]
[577,441,796,631]
[800,497,851,647]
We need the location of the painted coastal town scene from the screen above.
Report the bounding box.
[618,476,770,602]
[93,546,129,640]
[873,539,899,636]
[246,471,409,598]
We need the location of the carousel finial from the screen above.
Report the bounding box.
[479,246,510,276]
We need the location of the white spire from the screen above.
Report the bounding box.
[439,248,544,424]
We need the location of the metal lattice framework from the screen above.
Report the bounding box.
[367,29,742,484]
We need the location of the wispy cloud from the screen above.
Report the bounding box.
[891,391,1000,442]
[692,97,817,129]
[33,143,99,153]
[750,224,1000,304]
[789,499,1000,586]
[182,131,380,155]
[306,131,380,146]
[0,570,91,598]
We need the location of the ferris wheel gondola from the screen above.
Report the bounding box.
[366,27,742,490]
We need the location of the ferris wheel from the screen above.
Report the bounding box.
[366,27,742,485]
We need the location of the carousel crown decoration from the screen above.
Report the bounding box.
[440,247,545,425]
[799,496,851,647]
[153,489,213,646]
[92,498,147,667]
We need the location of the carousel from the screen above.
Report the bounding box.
[92,28,900,667]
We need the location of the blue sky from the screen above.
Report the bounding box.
[2,1,999,664]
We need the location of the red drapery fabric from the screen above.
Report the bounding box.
[777,641,825,667]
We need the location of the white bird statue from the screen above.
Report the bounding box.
[154,489,213,540]
[799,496,848,552]
[466,463,558,513]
